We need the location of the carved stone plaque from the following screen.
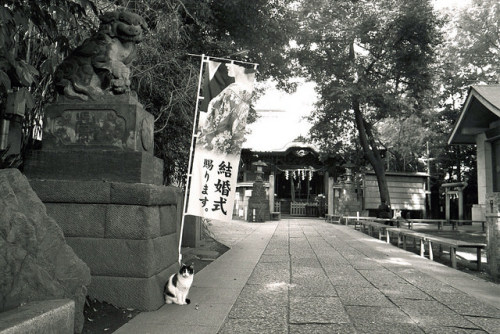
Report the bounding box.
[45,109,126,148]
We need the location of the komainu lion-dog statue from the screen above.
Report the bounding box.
[54,10,147,101]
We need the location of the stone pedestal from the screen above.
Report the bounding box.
[24,96,162,184]
[472,204,486,221]
[24,96,182,310]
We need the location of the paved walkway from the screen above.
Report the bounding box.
[116,218,500,334]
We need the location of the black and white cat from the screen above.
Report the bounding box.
[164,263,194,305]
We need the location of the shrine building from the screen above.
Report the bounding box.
[235,142,335,218]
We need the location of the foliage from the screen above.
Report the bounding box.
[294,0,442,204]
[377,115,430,172]
[0,0,98,165]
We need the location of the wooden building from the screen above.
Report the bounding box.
[448,85,500,221]
[363,171,428,218]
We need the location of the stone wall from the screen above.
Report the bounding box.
[29,179,182,310]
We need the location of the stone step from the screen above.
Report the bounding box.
[0,299,74,334]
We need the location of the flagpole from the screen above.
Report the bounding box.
[178,54,206,265]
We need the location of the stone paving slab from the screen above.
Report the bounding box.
[289,281,338,297]
[378,282,434,300]
[289,296,350,324]
[289,323,357,334]
[117,218,500,334]
[433,292,500,317]
[465,317,500,333]
[336,285,394,307]
[218,318,288,334]
[393,298,481,328]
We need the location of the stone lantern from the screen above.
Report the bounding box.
[343,162,355,183]
[247,160,270,222]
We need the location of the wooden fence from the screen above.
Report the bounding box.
[290,202,307,216]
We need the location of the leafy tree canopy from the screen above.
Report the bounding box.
[294,0,442,204]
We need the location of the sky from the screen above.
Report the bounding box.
[243,0,471,151]
[433,0,470,10]
[243,80,317,151]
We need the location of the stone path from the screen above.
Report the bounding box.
[116,219,500,334]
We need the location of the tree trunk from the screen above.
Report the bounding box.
[352,98,391,205]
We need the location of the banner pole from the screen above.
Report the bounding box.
[178,54,206,265]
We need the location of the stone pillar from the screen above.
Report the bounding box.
[269,172,275,212]
[445,189,450,221]
[476,134,488,206]
[458,191,464,220]
[328,176,334,216]
[474,134,490,221]
[486,193,500,281]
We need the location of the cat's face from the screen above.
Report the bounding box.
[179,264,194,278]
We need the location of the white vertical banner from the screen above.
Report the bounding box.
[187,58,256,221]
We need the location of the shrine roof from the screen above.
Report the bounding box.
[448,85,500,145]
[244,141,320,154]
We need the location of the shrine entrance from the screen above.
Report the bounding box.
[238,142,336,218]
[274,168,326,216]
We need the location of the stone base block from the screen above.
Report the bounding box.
[0,299,74,334]
[24,150,163,185]
[45,203,171,239]
[88,263,178,310]
[29,179,181,206]
[67,233,178,278]
[247,201,270,222]
[32,180,181,239]
[46,203,107,238]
